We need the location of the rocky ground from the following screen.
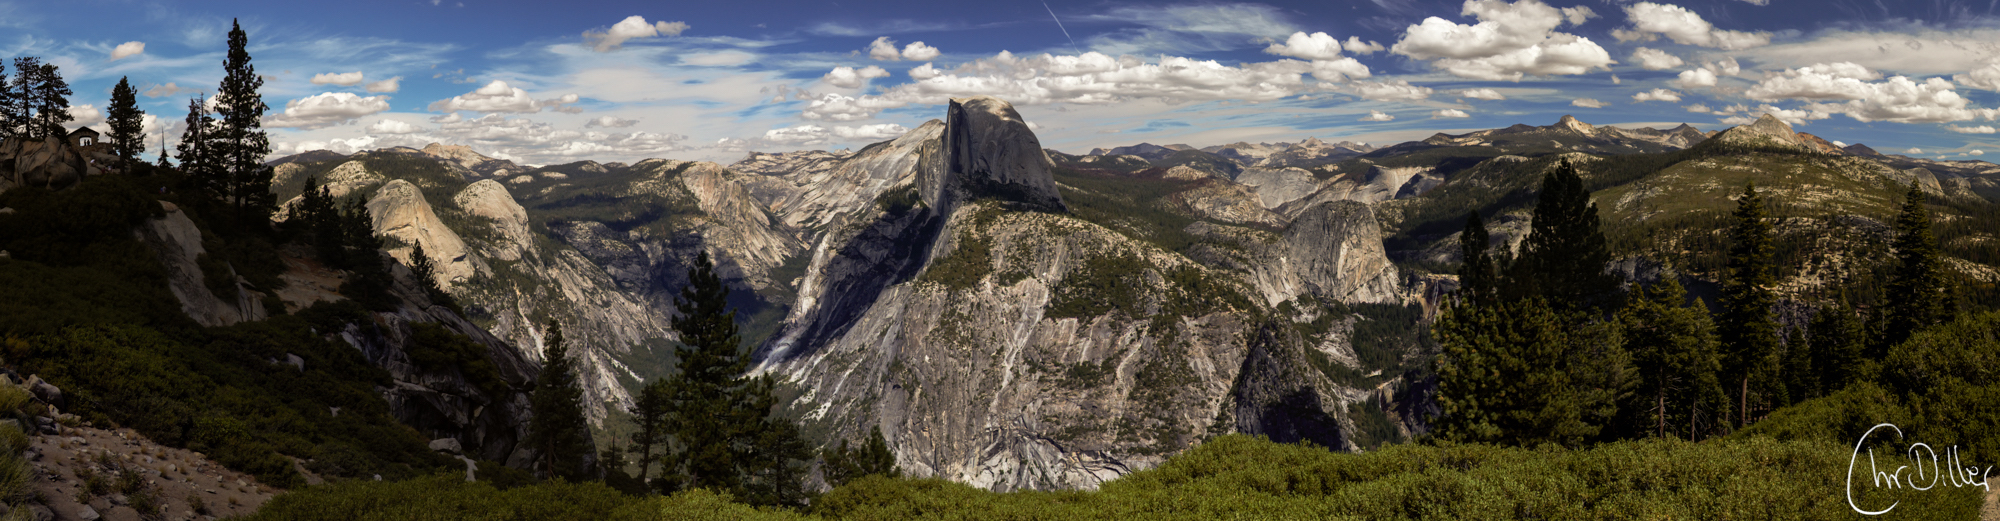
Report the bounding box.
[24,422,288,521]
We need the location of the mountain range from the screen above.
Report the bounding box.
[177,99,2000,492]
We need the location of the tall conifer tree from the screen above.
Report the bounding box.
[1617,278,1725,439]
[1506,158,1619,311]
[215,19,275,225]
[29,61,70,139]
[528,319,592,481]
[1457,211,1498,307]
[1718,182,1779,428]
[1884,182,1951,348]
[626,379,670,485]
[178,95,221,197]
[107,76,146,164]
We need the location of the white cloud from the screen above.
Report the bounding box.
[1347,80,1433,101]
[1672,67,1717,88]
[1360,110,1395,122]
[429,80,541,113]
[800,92,901,121]
[1432,109,1471,118]
[366,119,425,134]
[1632,88,1683,102]
[1309,58,1371,82]
[1719,105,1831,126]
[1390,0,1612,81]
[1906,147,1922,154]
[311,71,366,86]
[584,15,689,52]
[1744,63,2000,124]
[266,92,393,129]
[1265,31,1346,61]
[66,105,104,128]
[1973,149,1985,156]
[1344,36,1385,55]
[109,41,144,61]
[585,116,639,128]
[756,123,912,146]
[1631,47,1684,71]
[902,41,940,61]
[366,76,402,93]
[1684,103,1712,112]
[1947,125,1997,134]
[820,51,1324,118]
[1573,98,1608,108]
[1954,61,2000,91]
[1460,88,1506,100]
[868,37,901,61]
[1612,2,1771,50]
[822,66,891,88]
[418,113,689,163]
[908,63,941,80]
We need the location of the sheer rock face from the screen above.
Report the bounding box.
[1252,200,1404,307]
[920,97,1066,214]
[734,122,944,232]
[133,201,269,327]
[452,180,534,262]
[367,179,480,289]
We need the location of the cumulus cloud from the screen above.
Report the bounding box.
[801,92,902,121]
[429,80,543,113]
[1344,36,1385,55]
[1460,88,1506,100]
[1684,103,1713,112]
[366,119,425,134]
[585,116,639,128]
[311,72,366,86]
[866,37,942,61]
[902,41,941,61]
[1390,0,1612,81]
[1744,63,1999,124]
[804,51,1333,120]
[1973,149,1985,156]
[1265,31,1346,61]
[822,66,891,88]
[1717,105,1831,126]
[1432,109,1471,118]
[584,15,689,52]
[1673,67,1717,88]
[66,105,104,128]
[410,113,688,163]
[1309,58,1371,82]
[1954,61,2000,91]
[1631,47,1684,70]
[266,92,393,129]
[109,41,144,61]
[1906,147,1922,154]
[366,76,402,93]
[1632,88,1682,102]
[1360,110,1395,122]
[1573,98,1608,108]
[1947,125,1997,134]
[1347,80,1433,101]
[1612,2,1771,50]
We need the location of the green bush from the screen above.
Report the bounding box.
[241,473,632,521]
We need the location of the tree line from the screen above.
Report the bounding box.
[1,58,147,165]
[1434,159,1954,446]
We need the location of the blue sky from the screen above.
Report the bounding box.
[14,0,2000,165]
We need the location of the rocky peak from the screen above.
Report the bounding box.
[920,96,1065,212]
[1554,115,1596,136]
[422,143,493,167]
[1710,113,1809,151]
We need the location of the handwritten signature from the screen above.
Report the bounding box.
[1846,423,1994,515]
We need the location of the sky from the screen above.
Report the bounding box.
[13,0,2000,166]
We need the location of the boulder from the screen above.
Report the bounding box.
[429,437,464,454]
[26,377,61,409]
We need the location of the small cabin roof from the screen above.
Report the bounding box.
[66,126,100,138]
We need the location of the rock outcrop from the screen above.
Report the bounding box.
[133,201,270,327]
[452,180,534,262]
[368,180,480,289]
[1253,200,1404,307]
[921,97,1066,213]
[0,136,107,192]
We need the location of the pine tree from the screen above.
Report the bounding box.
[178,95,222,198]
[1433,297,1595,446]
[823,425,900,488]
[1506,158,1619,311]
[1617,277,1725,439]
[214,19,276,226]
[626,379,670,485]
[1807,296,1868,396]
[1456,211,1498,307]
[656,252,810,506]
[1718,182,1780,428]
[527,319,592,481]
[1884,181,1952,348]
[28,61,69,139]
[0,60,13,139]
[107,77,146,165]
[407,242,451,308]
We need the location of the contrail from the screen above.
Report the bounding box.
[1043,2,1081,55]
